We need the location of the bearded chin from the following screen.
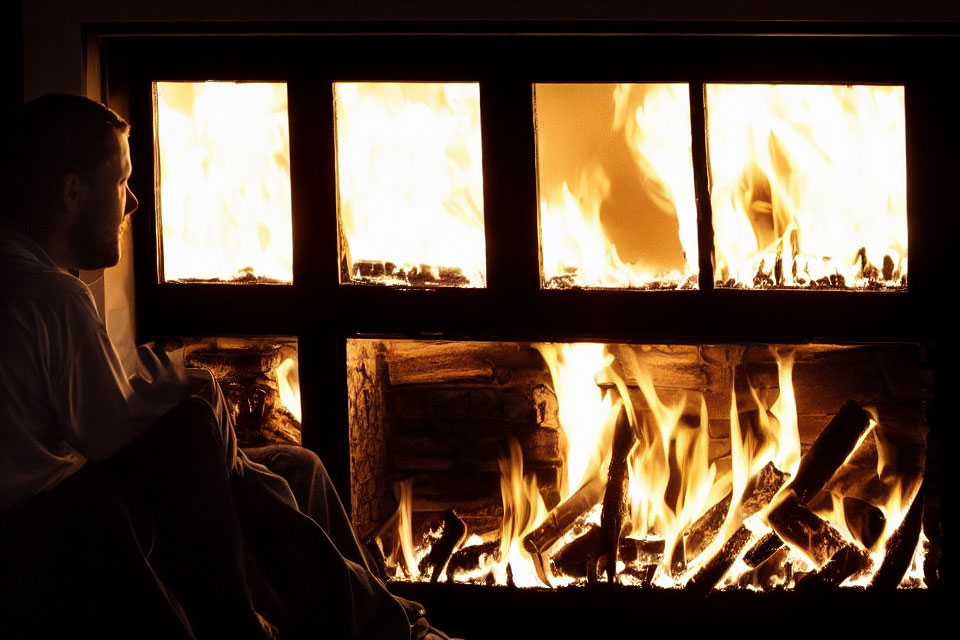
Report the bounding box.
[68,210,122,270]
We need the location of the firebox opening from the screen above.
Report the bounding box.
[348,339,933,593]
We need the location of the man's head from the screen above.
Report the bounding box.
[4,94,138,269]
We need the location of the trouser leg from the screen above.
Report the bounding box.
[0,465,195,639]
[105,398,268,640]
[232,452,411,640]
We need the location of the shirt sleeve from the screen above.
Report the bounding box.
[55,288,235,466]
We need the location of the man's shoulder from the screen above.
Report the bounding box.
[0,245,95,321]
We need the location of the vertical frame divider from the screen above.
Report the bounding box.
[479,79,541,299]
[689,81,715,293]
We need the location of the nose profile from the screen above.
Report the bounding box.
[125,186,139,216]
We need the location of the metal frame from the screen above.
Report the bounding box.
[99,26,956,523]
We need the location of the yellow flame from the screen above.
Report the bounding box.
[393,479,421,580]
[274,356,301,423]
[534,343,618,499]
[707,84,907,289]
[155,82,293,283]
[536,84,698,289]
[618,349,714,583]
[614,83,699,280]
[495,439,548,587]
[334,82,486,287]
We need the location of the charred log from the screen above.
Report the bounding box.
[871,486,924,590]
[743,532,784,569]
[522,476,605,584]
[417,509,468,583]
[767,494,847,567]
[551,526,665,580]
[788,399,872,503]
[551,526,601,579]
[796,545,871,591]
[686,526,753,595]
[600,406,634,581]
[683,494,732,564]
[683,461,786,566]
[445,539,500,579]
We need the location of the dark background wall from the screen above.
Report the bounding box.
[5,1,23,116]
[19,0,960,100]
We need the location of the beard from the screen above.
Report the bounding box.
[67,199,124,270]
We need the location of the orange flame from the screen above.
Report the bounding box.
[536,84,698,289]
[155,82,293,283]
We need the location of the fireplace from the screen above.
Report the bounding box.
[97,22,953,636]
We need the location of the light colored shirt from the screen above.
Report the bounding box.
[0,228,232,509]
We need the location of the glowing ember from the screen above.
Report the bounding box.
[334,82,486,287]
[706,84,907,289]
[535,84,698,289]
[155,82,293,283]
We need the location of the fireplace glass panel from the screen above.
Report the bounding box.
[154,82,293,284]
[334,82,487,287]
[706,84,908,290]
[348,338,931,591]
[535,84,699,290]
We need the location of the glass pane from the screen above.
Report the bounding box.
[335,82,487,287]
[535,83,699,290]
[706,84,907,290]
[155,82,293,283]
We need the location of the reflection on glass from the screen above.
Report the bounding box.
[706,84,907,289]
[535,83,699,290]
[335,82,487,288]
[155,81,293,283]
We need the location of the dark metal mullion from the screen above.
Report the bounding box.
[287,72,353,497]
[688,81,715,293]
[479,79,541,298]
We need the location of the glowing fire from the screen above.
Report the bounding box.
[155,82,293,283]
[536,84,698,289]
[377,343,927,591]
[274,356,301,423]
[334,82,486,287]
[706,84,907,289]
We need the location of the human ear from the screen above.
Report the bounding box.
[61,173,87,214]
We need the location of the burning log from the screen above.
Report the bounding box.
[796,545,871,590]
[743,532,784,568]
[417,509,468,583]
[551,525,602,579]
[550,525,665,580]
[685,462,789,593]
[599,406,633,581]
[445,539,499,579]
[683,461,786,565]
[870,486,924,590]
[767,494,846,567]
[687,526,753,595]
[841,496,886,549]
[788,399,873,503]
[683,494,732,564]
[522,476,605,584]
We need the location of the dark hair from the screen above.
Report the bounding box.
[3,94,129,221]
